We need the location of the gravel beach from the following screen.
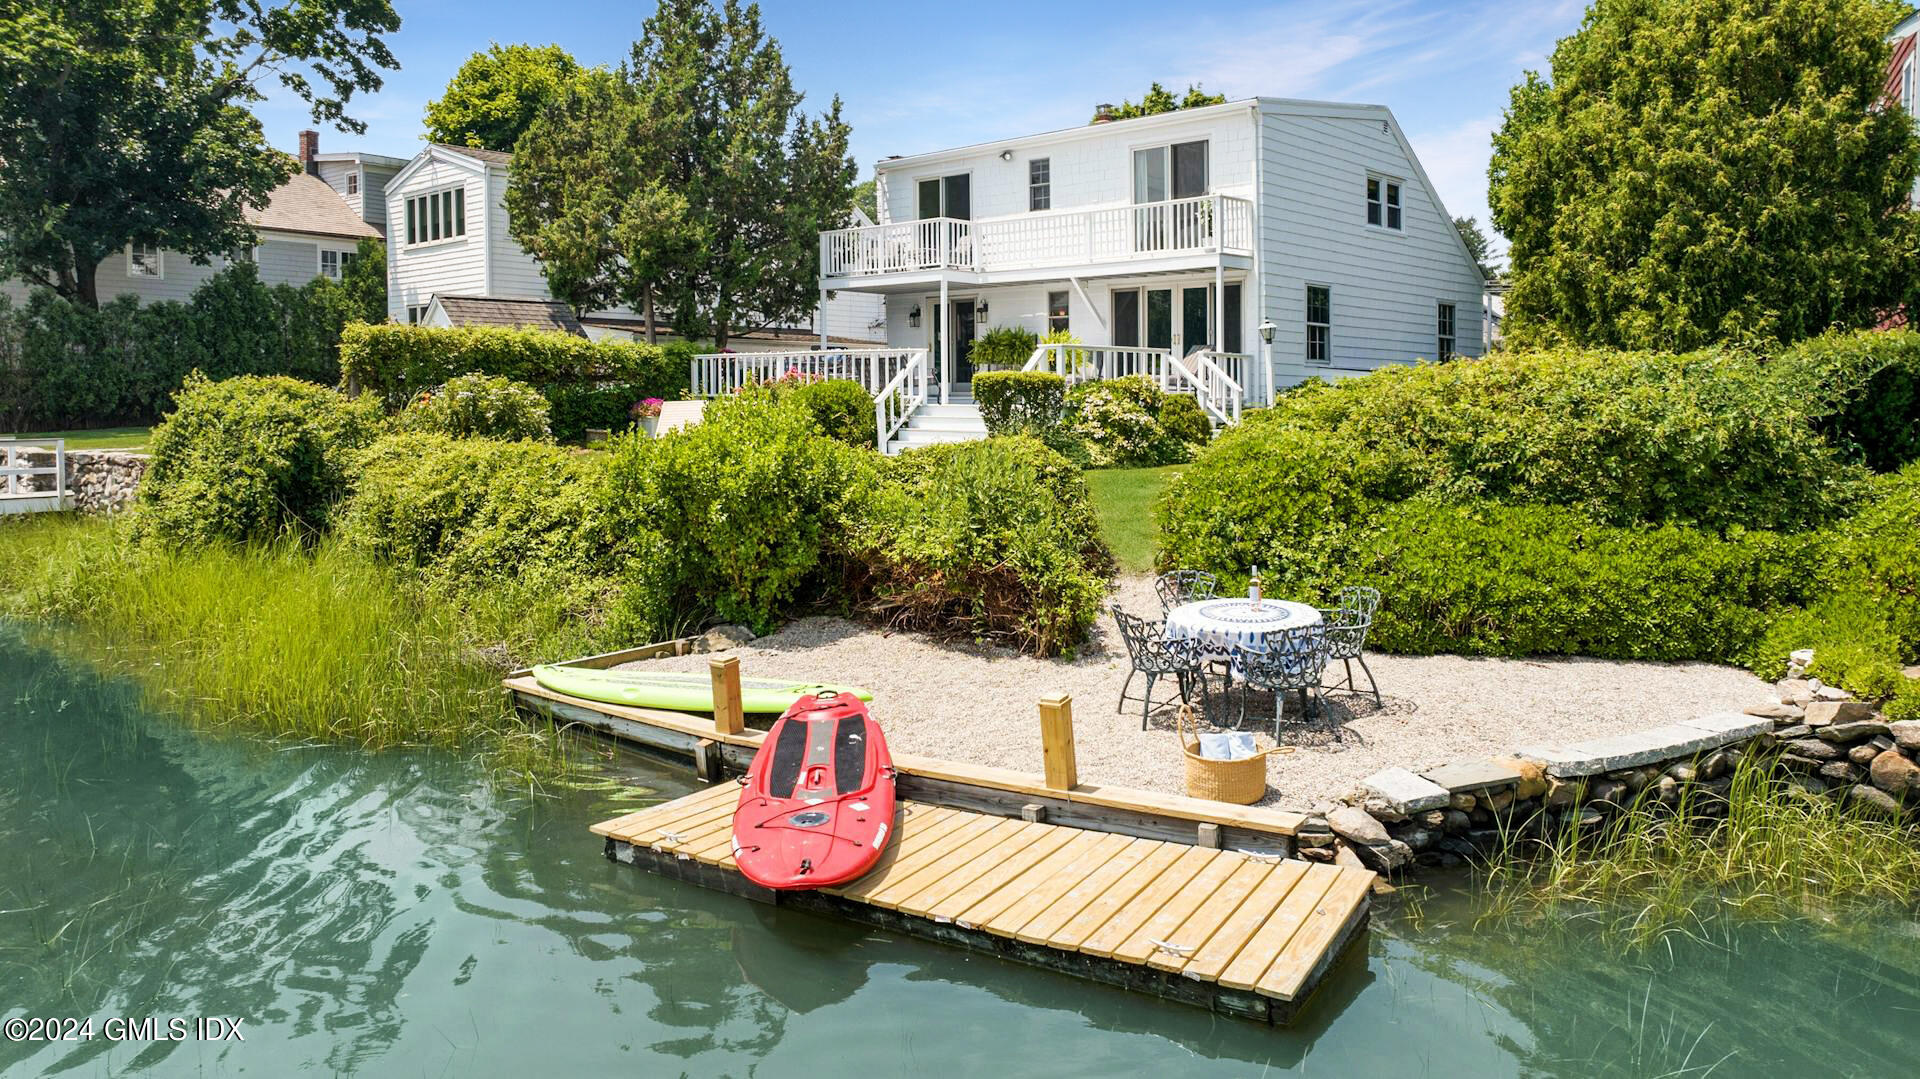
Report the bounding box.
[625,576,1774,810]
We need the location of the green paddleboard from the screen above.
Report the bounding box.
[531,664,874,714]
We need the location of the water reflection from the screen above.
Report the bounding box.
[4,627,1920,1077]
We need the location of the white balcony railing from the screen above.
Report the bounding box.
[821,194,1254,279]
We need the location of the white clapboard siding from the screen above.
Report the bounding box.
[385,152,489,322]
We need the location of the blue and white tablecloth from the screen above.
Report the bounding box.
[1164,598,1322,672]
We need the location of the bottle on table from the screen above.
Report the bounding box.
[1248,565,1263,610]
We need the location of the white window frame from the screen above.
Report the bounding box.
[403,185,467,247]
[1046,290,1069,333]
[228,246,255,266]
[915,172,972,220]
[346,171,359,196]
[1366,175,1404,231]
[320,248,358,279]
[1305,284,1331,366]
[1131,139,1210,204]
[406,304,431,325]
[1028,158,1051,212]
[1437,302,1456,360]
[127,244,163,278]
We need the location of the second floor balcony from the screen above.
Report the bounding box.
[820,193,1254,284]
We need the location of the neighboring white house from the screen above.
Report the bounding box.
[693,97,1486,451]
[0,167,382,308]
[384,143,885,348]
[298,129,408,235]
[1886,16,1920,206]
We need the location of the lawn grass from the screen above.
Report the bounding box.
[1085,464,1180,574]
[6,426,152,451]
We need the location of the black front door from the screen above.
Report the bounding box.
[953,300,977,384]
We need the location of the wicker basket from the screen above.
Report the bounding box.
[1177,705,1293,805]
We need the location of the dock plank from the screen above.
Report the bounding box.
[1042,841,1188,949]
[962,831,1129,934]
[1108,851,1249,965]
[1179,861,1310,983]
[1142,857,1276,972]
[832,813,1000,901]
[1256,868,1373,1002]
[910,827,1080,922]
[1007,835,1156,944]
[1218,862,1341,992]
[1077,845,1221,959]
[862,818,1040,910]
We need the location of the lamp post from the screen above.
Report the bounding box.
[1258,318,1277,406]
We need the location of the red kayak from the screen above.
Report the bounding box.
[732,691,897,890]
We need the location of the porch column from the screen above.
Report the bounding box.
[819,288,829,348]
[938,276,950,404]
[1214,254,1225,352]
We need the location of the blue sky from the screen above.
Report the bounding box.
[255,0,1592,256]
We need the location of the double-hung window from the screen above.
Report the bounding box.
[405,186,466,245]
[1047,290,1069,333]
[346,172,359,196]
[1028,158,1051,211]
[1366,177,1402,230]
[1306,286,1331,366]
[128,244,162,278]
[1437,302,1456,360]
[320,249,359,280]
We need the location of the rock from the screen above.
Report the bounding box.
[1371,878,1397,897]
[1813,684,1854,703]
[1442,809,1471,833]
[1469,806,1493,825]
[1655,775,1679,803]
[1394,827,1437,851]
[1418,809,1447,828]
[1359,767,1451,814]
[1785,738,1841,761]
[1297,846,1334,863]
[1770,724,1812,740]
[1544,776,1582,808]
[1743,701,1803,720]
[1294,831,1334,848]
[1817,720,1891,744]
[1849,743,1883,766]
[1448,792,1477,812]
[1574,807,1604,830]
[1804,700,1875,727]
[1785,773,1830,796]
[1492,757,1550,799]
[1890,721,1920,752]
[701,624,757,651]
[1346,837,1413,873]
[1359,796,1409,823]
[1777,678,1813,705]
[1519,721,1750,778]
[1589,779,1629,808]
[1665,761,1697,782]
[1619,766,1659,792]
[1869,750,1920,795]
[1819,761,1860,784]
[1333,843,1369,871]
[1295,813,1332,834]
[1483,788,1516,812]
[1327,806,1390,846]
[1869,735,1895,752]
[1904,664,1920,681]
[1848,784,1902,818]
[1780,753,1825,775]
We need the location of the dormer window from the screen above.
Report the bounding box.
[128,244,162,278]
[1367,177,1402,230]
[346,172,359,195]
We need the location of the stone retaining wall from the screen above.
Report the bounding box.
[1297,678,1917,875]
[9,449,148,514]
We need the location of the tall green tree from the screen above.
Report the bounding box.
[1488,0,1920,350]
[423,43,582,151]
[1453,216,1497,281]
[626,0,854,347]
[0,0,399,308]
[1098,82,1227,122]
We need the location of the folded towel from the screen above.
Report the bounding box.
[1197,732,1259,761]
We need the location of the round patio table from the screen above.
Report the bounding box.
[1164,597,1322,672]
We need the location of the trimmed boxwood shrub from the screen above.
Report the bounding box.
[1157,392,1213,447]
[850,436,1114,655]
[784,377,878,447]
[135,373,384,548]
[395,374,553,441]
[598,389,879,637]
[974,370,1066,434]
[338,432,604,581]
[338,323,694,441]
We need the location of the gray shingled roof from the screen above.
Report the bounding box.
[245,172,381,241]
[433,295,585,336]
[433,143,514,166]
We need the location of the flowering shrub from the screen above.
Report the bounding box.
[1065,375,1188,467]
[396,374,552,442]
[632,397,665,420]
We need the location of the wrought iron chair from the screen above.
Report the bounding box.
[1317,586,1382,706]
[1112,608,1201,729]
[1154,570,1218,613]
[1233,625,1333,738]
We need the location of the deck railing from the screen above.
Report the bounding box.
[0,438,68,514]
[874,350,931,452]
[821,194,1255,279]
[689,348,929,398]
[1023,345,1243,425]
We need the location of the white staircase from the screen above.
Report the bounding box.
[883,389,988,454]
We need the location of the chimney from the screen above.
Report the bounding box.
[1092,103,1115,124]
[298,129,319,175]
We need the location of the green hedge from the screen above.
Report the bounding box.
[851,436,1114,655]
[1066,375,1189,468]
[1766,329,1920,473]
[0,265,360,430]
[395,374,553,442]
[135,373,384,548]
[784,378,877,447]
[338,323,693,441]
[974,371,1065,434]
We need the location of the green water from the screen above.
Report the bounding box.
[4,632,1920,1077]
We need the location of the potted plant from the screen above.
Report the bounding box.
[632,397,665,436]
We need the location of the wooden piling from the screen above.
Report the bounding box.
[710,657,745,735]
[1039,694,1078,792]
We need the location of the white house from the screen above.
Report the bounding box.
[694,96,1486,451]
[1,167,381,309]
[298,129,408,235]
[384,143,885,347]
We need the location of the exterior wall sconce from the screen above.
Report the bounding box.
[999,149,1013,162]
[908,304,921,328]
[976,300,989,321]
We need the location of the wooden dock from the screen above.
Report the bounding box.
[592,783,1372,1025]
